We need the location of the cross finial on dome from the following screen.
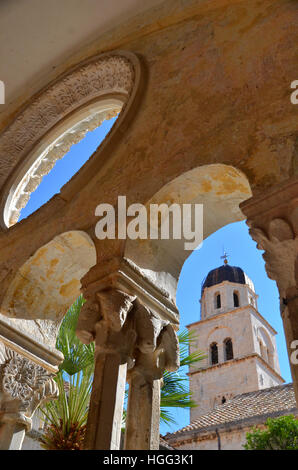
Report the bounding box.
[220,251,229,265]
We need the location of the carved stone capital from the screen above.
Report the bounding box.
[0,346,58,430]
[128,304,180,381]
[77,272,180,375]
[240,177,298,299]
[77,257,179,345]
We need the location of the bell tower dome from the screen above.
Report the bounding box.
[188,258,284,420]
[200,264,258,320]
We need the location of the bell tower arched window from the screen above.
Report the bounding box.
[224,338,234,361]
[233,291,239,307]
[210,342,219,365]
[215,293,221,309]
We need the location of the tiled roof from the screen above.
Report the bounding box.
[165,383,297,439]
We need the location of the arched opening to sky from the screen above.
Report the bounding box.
[16,120,292,436]
[19,117,117,221]
[160,220,292,435]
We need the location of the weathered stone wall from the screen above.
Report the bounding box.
[189,356,260,419]
[168,425,264,450]
[0,1,297,316]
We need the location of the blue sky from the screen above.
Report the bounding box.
[19,119,292,436]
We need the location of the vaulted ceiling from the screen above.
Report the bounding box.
[0,0,163,117]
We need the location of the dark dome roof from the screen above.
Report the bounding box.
[201,264,254,294]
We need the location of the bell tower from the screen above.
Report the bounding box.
[188,258,284,420]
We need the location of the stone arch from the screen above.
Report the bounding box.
[124,163,252,304]
[206,325,234,364]
[0,51,141,228]
[207,325,234,345]
[0,230,96,328]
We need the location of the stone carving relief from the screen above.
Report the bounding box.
[240,179,298,303]
[248,215,298,299]
[0,52,138,227]
[76,286,180,376]
[0,346,58,429]
[7,107,120,226]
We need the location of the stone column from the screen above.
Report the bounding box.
[77,286,137,450]
[77,257,180,450]
[124,304,180,450]
[240,177,298,404]
[0,346,58,450]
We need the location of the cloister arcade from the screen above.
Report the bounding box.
[0,0,297,450]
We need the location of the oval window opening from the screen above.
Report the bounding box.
[19,116,117,222]
[4,99,122,227]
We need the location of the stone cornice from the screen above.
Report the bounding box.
[187,304,277,336]
[0,317,63,373]
[188,353,285,383]
[80,257,179,329]
[201,280,258,300]
[240,176,298,219]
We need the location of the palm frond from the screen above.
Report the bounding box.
[159,328,206,426]
[40,296,207,442]
[39,368,93,450]
[56,295,95,376]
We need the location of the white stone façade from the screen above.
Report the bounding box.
[188,273,284,420]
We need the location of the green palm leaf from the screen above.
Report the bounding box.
[160,329,206,425]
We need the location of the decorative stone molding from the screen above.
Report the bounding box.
[6,107,120,227]
[240,177,298,300]
[77,257,179,345]
[240,178,298,405]
[248,220,297,299]
[0,346,58,430]
[0,315,63,373]
[96,289,136,333]
[0,51,140,228]
[124,303,179,450]
[128,317,180,381]
[79,275,180,450]
[77,274,180,375]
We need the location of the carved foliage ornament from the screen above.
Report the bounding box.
[248,216,298,296]
[0,52,138,226]
[77,287,180,375]
[0,347,58,418]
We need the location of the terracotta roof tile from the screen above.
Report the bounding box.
[165,383,297,439]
